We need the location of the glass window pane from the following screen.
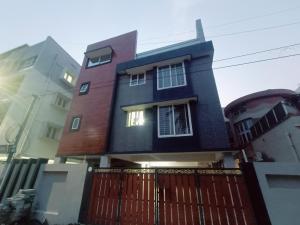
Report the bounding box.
[174,104,190,135]
[158,66,170,88]
[171,66,178,87]
[131,75,138,86]
[138,73,146,85]
[159,106,173,135]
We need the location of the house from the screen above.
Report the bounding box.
[57,20,234,168]
[0,37,80,161]
[224,89,300,162]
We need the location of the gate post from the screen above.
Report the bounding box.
[155,168,159,225]
[116,168,124,225]
[194,169,205,225]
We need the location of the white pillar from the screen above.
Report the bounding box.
[223,152,235,168]
[99,155,111,168]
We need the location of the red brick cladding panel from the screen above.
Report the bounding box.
[57,31,137,156]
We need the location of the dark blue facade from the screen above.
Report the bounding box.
[108,40,229,154]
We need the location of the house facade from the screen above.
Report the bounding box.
[0,37,80,160]
[57,20,232,167]
[224,89,300,162]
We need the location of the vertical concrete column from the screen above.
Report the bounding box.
[99,155,111,168]
[196,19,205,42]
[223,152,235,168]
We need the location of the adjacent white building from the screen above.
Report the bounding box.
[0,37,80,160]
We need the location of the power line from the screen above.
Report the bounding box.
[137,5,300,42]
[75,52,300,91]
[206,6,300,29]
[140,20,300,46]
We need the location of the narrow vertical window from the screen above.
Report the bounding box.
[71,116,81,131]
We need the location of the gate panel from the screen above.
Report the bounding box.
[86,168,257,225]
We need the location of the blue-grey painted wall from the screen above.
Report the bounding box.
[109,41,229,154]
[109,72,153,152]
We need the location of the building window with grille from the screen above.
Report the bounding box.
[79,82,90,95]
[158,103,192,137]
[127,110,144,127]
[234,118,253,145]
[71,116,81,131]
[86,54,112,68]
[130,73,146,86]
[54,94,69,109]
[45,124,61,140]
[157,62,186,90]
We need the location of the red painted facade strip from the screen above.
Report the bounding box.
[57,31,137,156]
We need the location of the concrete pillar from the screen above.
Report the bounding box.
[223,152,235,168]
[99,155,111,168]
[196,19,205,42]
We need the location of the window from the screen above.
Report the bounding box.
[54,94,69,109]
[130,73,146,86]
[87,54,112,68]
[63,72,74,84]
[71,116,81,131]
[157,62,186,90]
[127,110,144,127]
[18,56,37,70]
[79,82,90,95]
[158,103,192,137]
[234,119,253,145]
[45,125,61,140]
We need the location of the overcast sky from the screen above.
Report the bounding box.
[0,0,299,106]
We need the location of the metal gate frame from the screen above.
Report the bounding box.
[81,167,258,225]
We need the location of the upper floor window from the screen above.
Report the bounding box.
[234,118,253,145]
[157,62,186,90]
[130,73,146,86]
[45,124,61,141]
[71,116,81,131]
[79,82,90,95]
[86,54,112,68]
[64,72,74,84]
[54,94,69,109]
[18,56,37,70]
[127,110,144,127]
[158,103,192,137]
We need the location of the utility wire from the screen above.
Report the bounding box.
[26,43,300,98]
[72,52,300,91]
[136,5,300,42]
[140,20,300,45]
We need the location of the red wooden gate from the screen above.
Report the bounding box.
[87,168,257,225]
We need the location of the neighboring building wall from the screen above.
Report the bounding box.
[253,162,300,225]
[0,37,80,160]
[0,164,3,176]
[57,31,137,157]
[34,163,88,225]
[250,116,300,162]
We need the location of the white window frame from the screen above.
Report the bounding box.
[127,110,145,127]
[157,102,193,138]
[71,117,81,131]
[86,54,112,68]
[157,62,187,90]
[79,82,90,94]
[129,73,146,86]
